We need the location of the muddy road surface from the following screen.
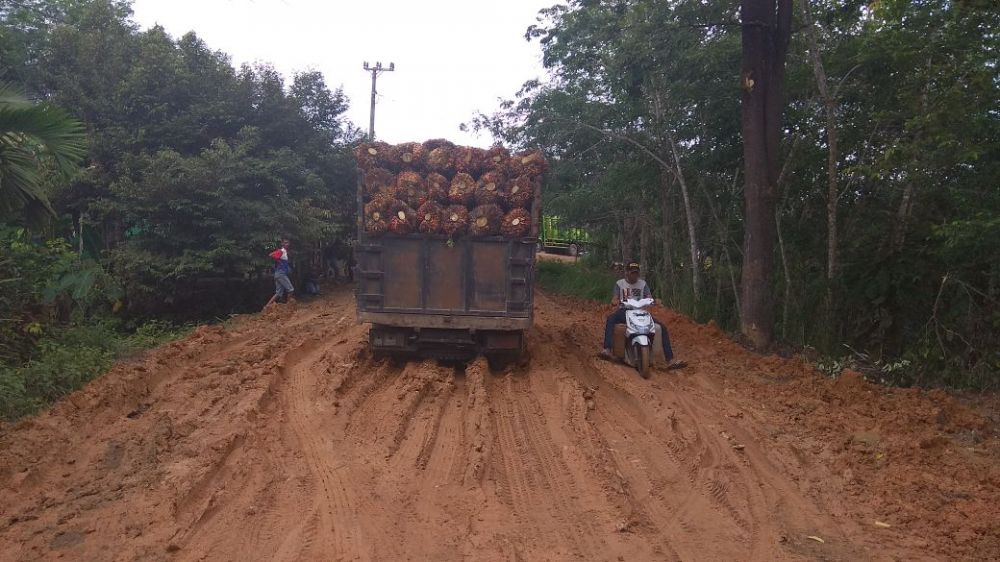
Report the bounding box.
[2,289,998,561]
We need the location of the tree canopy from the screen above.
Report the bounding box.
[2,0,360,319]
[471,0,1000,387]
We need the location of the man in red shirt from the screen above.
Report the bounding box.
[264,238,295,309]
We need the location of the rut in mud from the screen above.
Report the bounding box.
[1,288,999,562]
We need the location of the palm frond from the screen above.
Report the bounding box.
[0,82,87,220]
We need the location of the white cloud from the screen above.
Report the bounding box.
[130,0,556,147]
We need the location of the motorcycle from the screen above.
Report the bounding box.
[619,297,656,378]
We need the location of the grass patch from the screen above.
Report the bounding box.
[0,320,189,420]
[536,260,615,302]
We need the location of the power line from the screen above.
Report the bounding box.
[362,61,395,140]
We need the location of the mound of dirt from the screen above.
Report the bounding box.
[1,289,998,562]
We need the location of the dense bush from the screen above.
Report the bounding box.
[0,319,187,420]
[536,260,616,303]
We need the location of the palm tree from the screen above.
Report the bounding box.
[0,83,87,222]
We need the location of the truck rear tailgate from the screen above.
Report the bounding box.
[356,235,534,329]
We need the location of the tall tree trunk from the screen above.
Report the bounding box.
[652,90,702,303]
[891,183,916,252]
[665,132,702,303]
[616,213,627,263]
[776,205,792,340]
[891,57,932,254]
[658,170,676,299]
[639,212,650,280]
[801,0,840,304]
[774,137,800,343]
[739,0,793,349]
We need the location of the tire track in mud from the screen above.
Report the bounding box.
[539,292,871,561]
[484,368,608,559]
[281,339,365,560]
[533,294,781,560]
[531,330,703,560]
[173,305,363,562]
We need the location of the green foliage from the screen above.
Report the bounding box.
[0,82,86,223]
[475,0,1000,388]
[2,0,359,318]
[537,260,616,302]
[0,225,121,364]
[0,319,188,420]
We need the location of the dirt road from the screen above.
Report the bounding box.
[2,289,998,561]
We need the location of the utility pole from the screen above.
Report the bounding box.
[362,61,395,140]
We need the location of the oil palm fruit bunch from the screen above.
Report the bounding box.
[483,145,511,172]
[469,204,503,237]
[508,149,548,178]
[453,146,486,175]
[363,167,396,196]
[441,205,469,237]
[474,170,505,205]
[417,201,444,234]
[364,194,396,234]
[500,208,531,238]
[396,170,426,208]
[422,138,455,151]
[448,172,476,206]
[365,214,388,234]
[387,200,417,235]
[355,141,392,170]
[393,142,425,170]
[423,139,456,175]
[425,172,450,203]
[505,175,535,209]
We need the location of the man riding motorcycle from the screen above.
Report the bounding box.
[598,262,686,370]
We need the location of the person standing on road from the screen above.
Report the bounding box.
[598,262,686,369]
[264,238,295,309]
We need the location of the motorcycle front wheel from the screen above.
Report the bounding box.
[636,345,651,379]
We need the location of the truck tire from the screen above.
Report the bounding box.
[637,346,651,379]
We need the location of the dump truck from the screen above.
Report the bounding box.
[539,215,591,257]
[354,142,542,361]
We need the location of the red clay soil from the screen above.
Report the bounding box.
[1,289,998,561]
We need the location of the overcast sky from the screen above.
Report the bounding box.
[130,0,556,147]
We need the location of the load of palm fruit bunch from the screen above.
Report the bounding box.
[448,172,476,206]
[501,208,531,238]
[417,201,444,234]
[423,139,456,175]
[474,170,505,206]
[441,205,469,236]
[356,140,545,238]
[392,142,425,171]
[364,194,394,234]
[355,141,392,171]
[483,145,510,172]
[425,172,449,203]
[504,174,535,209]
[468,204,503,237]
[396,170,426,208]
[387,200,417,235]
[508,148,548,178]
[363,167,396,197]
[453,146,486,175]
